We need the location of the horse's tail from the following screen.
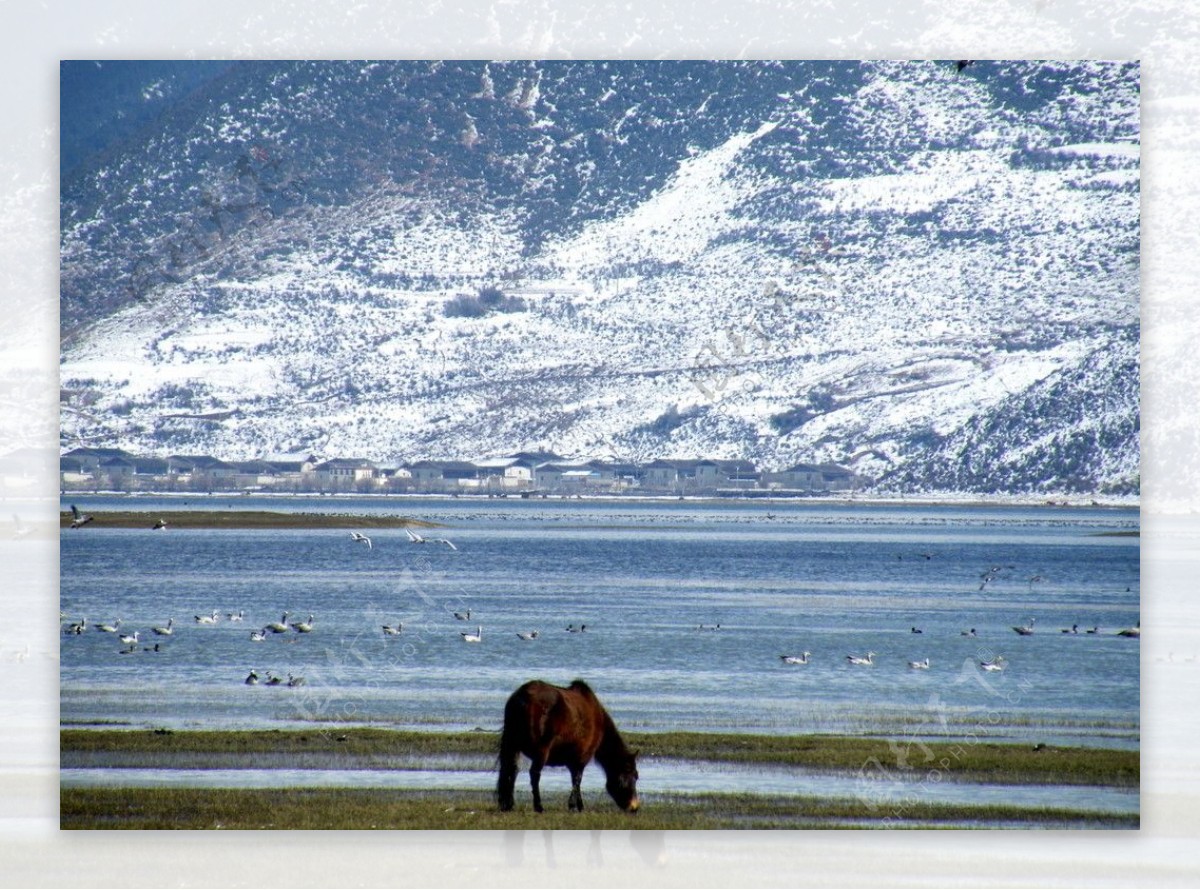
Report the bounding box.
[496,689,524,811]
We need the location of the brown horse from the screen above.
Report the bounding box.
[497,679,640,813]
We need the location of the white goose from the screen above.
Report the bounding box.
[249,628,268,642]
[195,610,220,625]
[65,617,87,635]
[407,528,457,550]
[96,619,121,633]
[227,610,245,622]
[908,658,930,670]
[1012,618,1036,636]
[152,618,174,636]
[453,610,471,621]
[287,673,306,687]
[290,614,315,633]
[460,626,482,643]
[516,631,540,641]
[846,651,876,666]
[118,630,140,645]
[266,612,291,633]
[265,671,284,686]
[382,622,404,636]
[980,656,1007,672]
[1116,622,1141,638]
[780,652,811,665]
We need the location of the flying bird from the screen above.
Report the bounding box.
[979,565,1016,591]
[69,505,94,529]
[350,531,372,549]
[406,527,457,550]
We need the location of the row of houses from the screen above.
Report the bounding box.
[59,447,860,495]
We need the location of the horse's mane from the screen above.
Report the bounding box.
[568,678,597,697]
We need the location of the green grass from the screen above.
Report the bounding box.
[58,787,1138,830]
[59,511,441,529]
[61,727,1139,787]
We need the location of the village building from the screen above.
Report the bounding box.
[762,462,858,492]
[313,458,378,489]
[57,446,863,496]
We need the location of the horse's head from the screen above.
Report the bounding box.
[605,749,640,812]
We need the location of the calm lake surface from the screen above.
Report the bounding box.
[60,495,1140,751]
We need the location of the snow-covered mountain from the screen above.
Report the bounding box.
[59,60,1140,495]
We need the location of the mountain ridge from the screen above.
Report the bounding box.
[59,60,1140,495]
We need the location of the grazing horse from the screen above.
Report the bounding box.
[497,679,640,814]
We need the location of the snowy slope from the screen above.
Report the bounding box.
[59,60,1140,495]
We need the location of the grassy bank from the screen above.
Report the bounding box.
[61,727,1139,787]
[58,786,1137,830]
[59,511,441,529]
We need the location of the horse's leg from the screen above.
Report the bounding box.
[568,765,585,812]
[529,756,546,813]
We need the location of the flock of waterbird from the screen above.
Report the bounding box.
[777,614,1140,674]
[62,508,1141,685]
[61,518,554,682]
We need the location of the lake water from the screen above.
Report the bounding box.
[60,495,1139,813]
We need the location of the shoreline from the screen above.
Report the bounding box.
[61,727,1139,788]
[59,727,1139,830]
[58,510,442,529]
[60,487,1141,510]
